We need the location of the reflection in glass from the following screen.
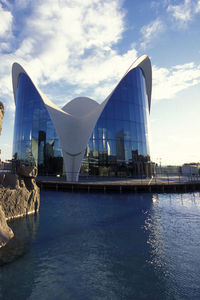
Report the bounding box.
[81,67,151,178]
[13,67,151,178]
[13,73,63,175]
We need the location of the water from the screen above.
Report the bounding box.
[0,191,200,300]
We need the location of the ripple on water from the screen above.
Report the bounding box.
[0,191,200,300]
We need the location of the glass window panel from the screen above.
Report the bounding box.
[138,142,143,155]
[135,105,140,123]
[122,103,129,120]
[107,120,116,139]
[139,105,144,124]
[115,100,122,120]
[105,100,114,120]
[125,147,132,162]
[115,119,123,133]
[98,139,104,152]
[107,139,116,156]
[112,87,121,101]
[143,142,148,156]
[130,122,137,141]
[141,125,146,142]
[136,123,142,142]
[98,127,103,140]
[124,121,130,138]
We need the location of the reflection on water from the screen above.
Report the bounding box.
[0,191,200,300]
[147,193,200,300]
[0,214,39,266]
[0,214,39,299]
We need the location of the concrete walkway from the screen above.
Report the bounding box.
[36,175,200,193]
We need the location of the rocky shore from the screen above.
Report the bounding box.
[0,204,14,248]
[0,173,40,219]
[0,172,40,248]
[0,101,40,248]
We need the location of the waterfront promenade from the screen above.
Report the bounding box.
[36,174,200,193]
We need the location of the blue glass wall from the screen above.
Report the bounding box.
[81,67,151,177]
[13,73,63,175]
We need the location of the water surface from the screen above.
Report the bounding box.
[0,191,200,299]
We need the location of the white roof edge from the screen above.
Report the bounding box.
[127,54,152,111]
[99,54,152,112]
[12,62,67,114]
[12,54,152,111]
[12,62,27,103]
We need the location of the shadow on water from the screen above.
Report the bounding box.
[0,213,39,266]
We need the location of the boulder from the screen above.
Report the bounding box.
[0,205,14,248]
[0,173,40,248]
[16,164,38,178]
[0,174,40,220]
[0,173,20,189]
[0,101,40,249]
[0,212,39,265]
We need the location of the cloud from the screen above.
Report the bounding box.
[140,18,165,49]
[167,0,200,26]
[152,62,200,101]
[0,0,140,109]
[0,0,199,113]
[195,0,200,12]
[16,0,126,83]
[0,3,12,38]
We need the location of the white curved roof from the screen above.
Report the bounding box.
[12,55,152,181]
[62,97,99,117]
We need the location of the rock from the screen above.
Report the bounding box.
[0,174,40,220]
[0,205,14,248]
[0,213,39,265]
[0,101,40,249]
[16,164,38,178]
[0,173,20,189]
[0,173,40,248]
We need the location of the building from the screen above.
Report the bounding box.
[182,164,200,176]
[12,55,152,182]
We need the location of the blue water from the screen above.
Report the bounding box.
[0,191,200,300]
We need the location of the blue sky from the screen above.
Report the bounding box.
[0,0,200,165]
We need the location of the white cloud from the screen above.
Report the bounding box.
[0,0,139,109]
[167,0,200,26]
[150,1,161,9]
[14,0,31,9]
[0,3,12,37]
[195,0,200,12]
[140,18,165,49]
[152,62,200,101]
[0,54,14,106]
[167,0,192,23]
[1,0,199,113]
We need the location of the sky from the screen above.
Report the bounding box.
[0,0,200,165]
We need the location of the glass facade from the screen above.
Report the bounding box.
[80,67,151,177]
[13,73,63,175]
[13,66,151,178]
